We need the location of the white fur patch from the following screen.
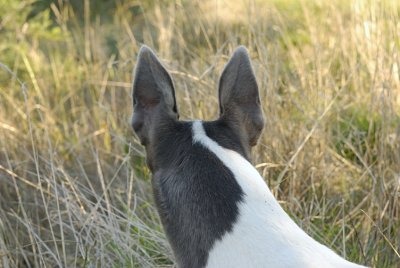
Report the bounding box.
[192,121,367,268]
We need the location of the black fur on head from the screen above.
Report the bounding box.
[131,46,264,267]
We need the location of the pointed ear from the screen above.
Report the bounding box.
[131,45,178,145]
[218,46,264,147]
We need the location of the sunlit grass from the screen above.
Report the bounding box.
[0,0,399,267]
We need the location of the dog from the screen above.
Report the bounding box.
[131,45,368,268]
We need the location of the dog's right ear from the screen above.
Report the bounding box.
[218,46,264,148]
[131,46,178,146]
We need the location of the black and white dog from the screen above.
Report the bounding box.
[131,45,367,268]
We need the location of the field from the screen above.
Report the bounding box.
[0,0,399,267]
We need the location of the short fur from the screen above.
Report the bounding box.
[131,45,367,268]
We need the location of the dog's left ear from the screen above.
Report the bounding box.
[131,46,178,146]
[218,46,264,147]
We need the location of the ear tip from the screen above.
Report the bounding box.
[230,46,253,65]
[235,45,249,52]
[233,45,250,57]
[138,44,152,53]
[138,45,157,60]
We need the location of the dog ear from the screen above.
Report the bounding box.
[218,46,264,147]
[131,46,178,145]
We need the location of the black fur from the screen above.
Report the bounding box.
[131,46,264,268]
[151,120,244,268]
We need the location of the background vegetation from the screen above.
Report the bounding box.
[0,0,399,267]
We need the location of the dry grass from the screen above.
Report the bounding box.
[0,0,399,267]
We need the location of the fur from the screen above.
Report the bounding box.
[131,45,368,268]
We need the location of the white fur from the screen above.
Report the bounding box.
[192,121,366,268]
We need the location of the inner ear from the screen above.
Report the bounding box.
[218,46,265,147]
[131,46,178,145]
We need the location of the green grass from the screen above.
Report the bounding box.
[0,0,399,267]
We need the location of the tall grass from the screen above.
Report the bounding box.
[0,0,399,267]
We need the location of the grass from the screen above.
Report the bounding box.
[0,0,399,267]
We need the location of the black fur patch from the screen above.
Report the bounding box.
[203,119,250,161]
[151,121,244,268]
